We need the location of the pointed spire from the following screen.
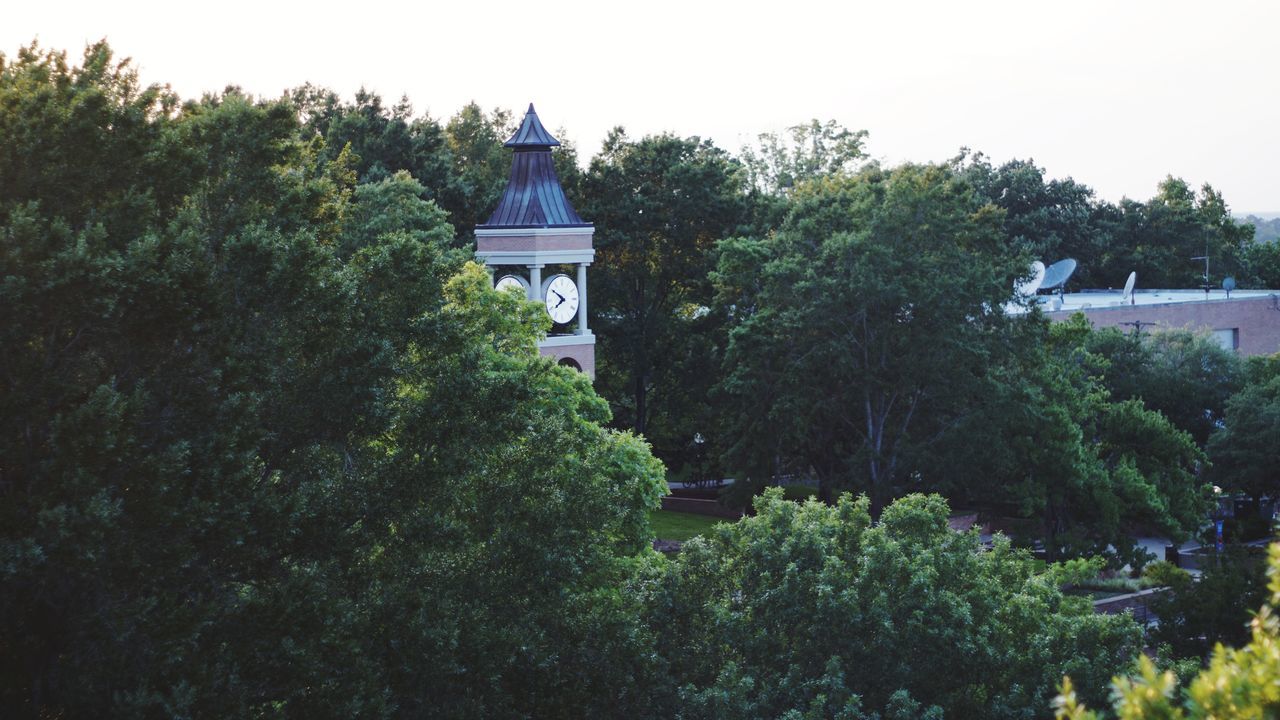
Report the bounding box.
[479,104,587,229]
[504,103,561,148]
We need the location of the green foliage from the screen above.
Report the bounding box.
[440,102,515,232]
[578,129,748,468]
[0,42,667,718]
[1149,546,1268,661]
[957,152,1107,285]
[1085,326,1241,446]
[958,153,1261,291]
[1142,560,1192,589]
[1056,543,1280,719]
[291,84,452,192]
[716,163,1022,511]
[1048,556,1108,587]
[1207,353,1280,502]
[781,484,819,501]
[1242,233,1280,288]
[646,490,1143,719]
[8,38,1265,719]
[0,41,182,238]
[1105,177,1255,288]
[946,315,1208,563]
[339,170,457,259]
[739,119,868,195]
[289,88,523,244]
[1245,215,1280,244]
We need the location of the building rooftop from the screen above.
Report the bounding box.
[1010,288,1279,314]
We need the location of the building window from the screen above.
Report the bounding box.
[1212,328,1239,352]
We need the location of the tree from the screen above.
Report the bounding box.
[1246,216,1280,243]
[1207,354,1280,503]
[288,89,540,246]
[290,84,453,192]
[956,153,1110,286]
[1085,326,1242,446]
[1149,546,1268,661]
[1242,233,1280,288]
[956,154,1262,293]
[739,118,868,196]
[1055,543,1280,720]
[1102,177,1254,289]
[941,315,1208,563]
[645,491,1143,719]
[439,101,514,235]
[578,129,747,464]
[0,42,667,717]
[716,163,1017,511]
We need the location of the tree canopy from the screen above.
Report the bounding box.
[0,41,666,718]
[715,163,1018,512]
[647,491,1143,719]
[1056,543,1280,720]
[1207,354,1280,502]
[577,129,748,466]
[5,37,1274,720]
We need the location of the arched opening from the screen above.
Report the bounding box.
[558,357,582,372]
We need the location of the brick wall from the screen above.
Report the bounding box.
[540,341,595,379]
[475,233,593,252]
[1047,294,1280,356]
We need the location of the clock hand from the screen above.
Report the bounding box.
[552,290,566,307]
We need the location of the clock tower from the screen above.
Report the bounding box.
[476,104,595,379]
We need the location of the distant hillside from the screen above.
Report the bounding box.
[1241,215,1280,243]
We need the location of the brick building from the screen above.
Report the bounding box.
[1039,289,1280,356]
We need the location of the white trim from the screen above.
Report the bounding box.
[475,226,594,238]
[539,333,595,348]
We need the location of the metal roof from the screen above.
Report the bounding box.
[479,105,590,229]
[504,103,560,147]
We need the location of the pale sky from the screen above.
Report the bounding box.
[7,0,1278,212]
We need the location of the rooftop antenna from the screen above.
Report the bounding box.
[1121,319,1156,336]
[1121,271,1137,305]
[1223,276,1236,299]
[1191,251,1211,298]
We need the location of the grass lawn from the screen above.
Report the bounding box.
[649,510,727,541]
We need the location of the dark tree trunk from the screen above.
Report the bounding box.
[869,481,889,520]
[633,370,647,436]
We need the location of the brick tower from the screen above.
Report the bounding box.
[475,104,595,378]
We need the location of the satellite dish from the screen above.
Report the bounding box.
[1121,271,1137,302]
[1040,258,1078,291]
[1016,261,1046,297]
[1223,276,1237,292]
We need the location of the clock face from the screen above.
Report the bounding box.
[543,274,579,324]
[494,274,528,294]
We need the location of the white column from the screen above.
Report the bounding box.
[577,262,589,334]
[528,264,543,302]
